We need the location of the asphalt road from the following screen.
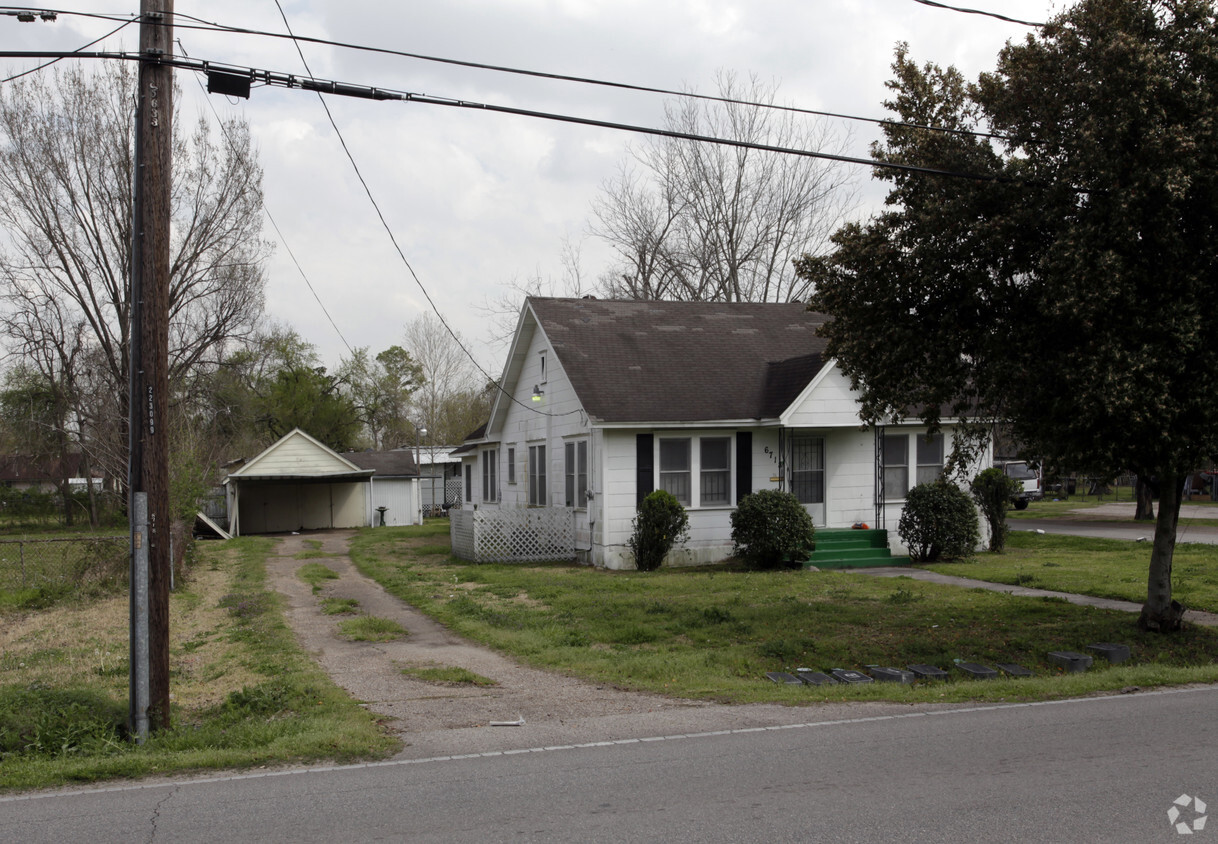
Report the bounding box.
[3,686,1214,843]
[1011,517,1218,545]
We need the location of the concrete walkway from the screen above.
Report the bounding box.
[860,566,1218,627]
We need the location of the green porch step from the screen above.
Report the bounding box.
[803,528,909,570]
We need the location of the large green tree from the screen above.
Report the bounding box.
[803,0,1218,631]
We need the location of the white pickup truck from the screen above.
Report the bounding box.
[998,461,1043,510]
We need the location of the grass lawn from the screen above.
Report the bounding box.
[0,536,397,792]
[925,532,1218,613]
[349,524,1218,707]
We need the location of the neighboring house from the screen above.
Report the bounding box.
[457,297,988,570]
[399,444,463,515]
[0,454,104,493]
[224,428,421,535]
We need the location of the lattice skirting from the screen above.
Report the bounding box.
[450,507,575,563]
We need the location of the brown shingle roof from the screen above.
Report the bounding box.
[342,451,419,477]
[528,298,830,423]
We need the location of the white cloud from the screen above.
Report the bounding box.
[2,0,1057,369]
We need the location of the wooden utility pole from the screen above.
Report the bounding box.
[129,0,173,737]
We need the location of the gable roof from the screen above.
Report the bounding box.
[226,429,373,482]
[526,297,831,423]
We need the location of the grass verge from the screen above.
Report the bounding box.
[0,536,397,792]
[925,532,1218,613]
[349,524,1218,706]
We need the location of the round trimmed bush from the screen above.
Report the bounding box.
[730,489,816,570]
[897,481,979,562]
[628,489,690,571]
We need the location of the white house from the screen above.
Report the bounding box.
[457,297,988,570]
[225,428,421,535]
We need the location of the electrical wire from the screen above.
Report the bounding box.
[177,38,354,358]
[0,49,1019,187]
[909,0,1046,27]
[0,17,130,83]
[0,6,1017,143]
[267,0,582,420]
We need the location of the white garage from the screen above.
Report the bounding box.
[224,429,376,536]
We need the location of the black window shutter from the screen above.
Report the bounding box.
[636,434,654,506]
[736,432,752,504]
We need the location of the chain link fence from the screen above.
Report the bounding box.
[0,536,129,593]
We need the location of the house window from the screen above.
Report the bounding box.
[528,444,546,506]
[565,440,588,508]
[539,352,547,384]
[791,435,825,504]
[482,448,498,502]
[507,447,516,484]
[464,464,472,503]
[883,434,909,499]
[659,438,691,505]
[916,434,945,486]
[699,438,731,505]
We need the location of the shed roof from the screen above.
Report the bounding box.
[527,297,831,423]
[342,450,419,477]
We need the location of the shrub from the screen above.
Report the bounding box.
[628,490,689,571]
[970,467,1021,552]
[897,481,979,562]
[730,490,816,570]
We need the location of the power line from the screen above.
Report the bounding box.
[0,6,1016,143]
[177,38,354,358]
[0,50,1019,187]
[909,0,1046,27]
[266,1,579,421]
[0,18,130,83]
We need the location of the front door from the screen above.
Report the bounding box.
[790,435,826,526]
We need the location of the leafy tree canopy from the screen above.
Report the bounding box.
[802,0,1218,630]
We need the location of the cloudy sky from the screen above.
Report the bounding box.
[4,0,1059,374]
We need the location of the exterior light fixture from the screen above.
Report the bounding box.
[532,385,544,402]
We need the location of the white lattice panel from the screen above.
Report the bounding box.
[449,507,575,563]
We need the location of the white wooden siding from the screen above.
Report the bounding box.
[240,431,362,477]
[369,478,420,526]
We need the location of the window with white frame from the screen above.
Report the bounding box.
[507,446,516,484]
[659,438,691,505]
[656,435,733,508]
[528,444,546,506]
[564,440,588,508]
[482,448,498,502]
[883,434,909,499]
[916,434,945,486]
[699,437,731,505]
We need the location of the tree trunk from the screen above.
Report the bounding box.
[1134,476,1155,520]
[1138,469,1185,632]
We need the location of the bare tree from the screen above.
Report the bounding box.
[591,71,857,303]
[0,62,270,486]
[402,313,486,444]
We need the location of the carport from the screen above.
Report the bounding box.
[224,429,375,536]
